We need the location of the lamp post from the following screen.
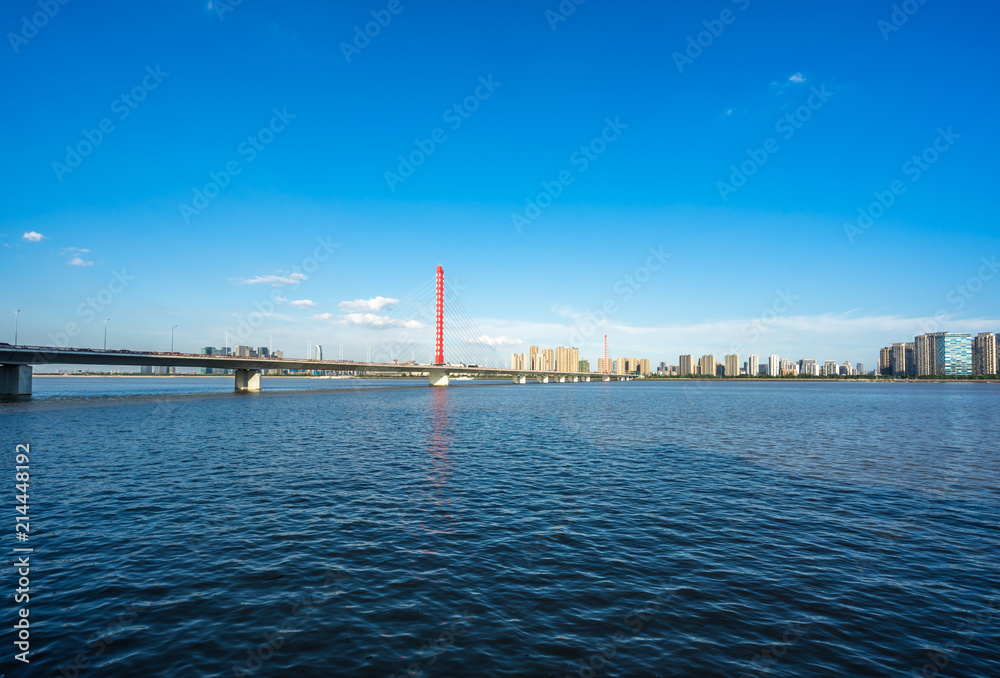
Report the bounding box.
[103,319,110,350]
[171,325,178,352]
[13,310,19,346]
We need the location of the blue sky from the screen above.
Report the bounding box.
[2,0,998,368]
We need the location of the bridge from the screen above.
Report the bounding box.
[1,266,632,396]
[0,345,630,396]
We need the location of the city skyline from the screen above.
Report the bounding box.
[3,1,999,367]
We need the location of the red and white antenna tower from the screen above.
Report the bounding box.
[434,265,444,365]
[603,334,608,374]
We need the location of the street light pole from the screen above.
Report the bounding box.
[103,319,110,350]
[13,310,19,346]
[171,325,178,352]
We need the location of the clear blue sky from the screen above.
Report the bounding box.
[2,0,998,368]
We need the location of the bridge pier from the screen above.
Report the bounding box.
[584,376,590,382]
[0,364,32,397]
[537,376,549,384]
[234,369,262,391]
[512,375,526,384]
[557,376,567,383]
[602,375,611,382]
[428,369,450,387]
[572,376,579,382]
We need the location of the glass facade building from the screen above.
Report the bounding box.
[935,333,973,376]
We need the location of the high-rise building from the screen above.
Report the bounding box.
[699,355,716,376]
[973,332,997,375]
[879,346,892,376]
[890,343,907,376]
[638,358,650,375]
[935,333,972,376]
[823,360,838,376]
[905,342,915,377]
[315,344,323,361]
[596,357,611,373]
[856,362,865,375]
[724,354,739,376]
[529,345,540,370]
[748,355,759,377]
[679,355,695,376]
[842,361,854,376]
[511,352,527,370]
[767,354,780,377]
[578,359,590,373]
[799,359,819,376]
[914,332,946,376]
[542,348,554,372]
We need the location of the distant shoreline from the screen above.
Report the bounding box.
[32,374,1000,384]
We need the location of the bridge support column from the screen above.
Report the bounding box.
[572,376,579,382]
[557,376,567,383]
[537,376,549,384]
[602,375,611,382]
[584,376,590,382]
[428,369,450,387]
[235,369,262,391]
[0,365,32,397]
[512,376,526,384]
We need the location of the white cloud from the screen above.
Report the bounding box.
[473,334,523,347]
[236,272,307,286]
[336,313,424,329]
[789,72,805,83]
[61,246,90,253]
[338,296,398,312]
[311,313,335,320]
[68,256,94,266]
[288,299,317,308]
[22,231,44,242]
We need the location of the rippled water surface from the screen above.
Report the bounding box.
[2,377,999,677]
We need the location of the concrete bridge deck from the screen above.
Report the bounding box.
[0,344,633,396]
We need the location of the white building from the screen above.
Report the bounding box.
[748,355,759,377]
[767,354,780,376]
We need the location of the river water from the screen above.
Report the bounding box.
[2,377,998,677]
